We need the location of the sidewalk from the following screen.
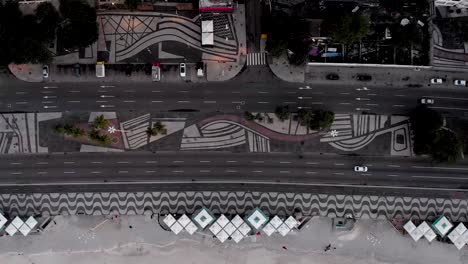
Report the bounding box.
[268,54,305,83]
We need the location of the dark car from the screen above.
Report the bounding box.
[356,74,372,81]
[326,73,339,80]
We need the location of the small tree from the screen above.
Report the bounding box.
[89,129,110,146]
[244,111,255,121]
[310,110,335,130]
[275,105,290,121]
[146,121,167,137]
[254,113,264,122]
[93,115,108,130]
[333,14,370,45]
[431,129,461,164]
[297,109,313,127]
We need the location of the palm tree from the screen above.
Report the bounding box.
[93,115,108,129]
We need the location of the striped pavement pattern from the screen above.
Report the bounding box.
[120,114,150,149]
[246,53,267,66]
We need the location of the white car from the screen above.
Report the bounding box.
[354,166,368,172]
[430,78,444,84]
[454,79,466,86]
[151,65,160,82]
[179,63,186,78]
[420,98,435,105]
[42,65,49,78]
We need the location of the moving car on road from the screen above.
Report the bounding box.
[354,166,368,172]
[152,62,161,82]
[326,73,339,80]
[42,65,49,78]
[356,74,372,81]
[179,63,186,78]
[430,78,444,84]
[454,79,466,86]
[419,97,435,105]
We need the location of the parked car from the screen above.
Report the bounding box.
[179,63,186,77]
[356,74,372,81]
[354,166,368,172]
[454,79,466,86]
[42,65,49,78]
[326,73,339,80]
[152,62,160,82]
[96,61,105,78]
[419,97,435,105]
[430,78,444,84]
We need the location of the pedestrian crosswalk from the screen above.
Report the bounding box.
[246,52,267,66]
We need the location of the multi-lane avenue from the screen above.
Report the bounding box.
[1,79,468,115]
[1,152,467,196]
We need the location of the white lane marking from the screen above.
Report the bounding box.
[424,96,468,101]
[100,105,115,108]
[16,92,27,95]
[226,170,237,173]
[362,174,372,176]
[100,95,114,98]
[64,162,75,164]
[200,170,211,173]
[412,175,468,180]
[355,108,370,111]
[231,91,240,94]
[91,171,101,174]
[43,105,57,109]
[10,162,22,165]
[118,171,128,173]
[306,162,319,165]
[178,101,190,103]
[43,86,57,89]
[16,102,28,104]
[257,102,270,104]
[64,171,75,174]
[36,162,48,165]
[11,172,22,175]
[123,100,136,103]
[41,91,53,94]
[280,161,291,164]
[97,90,108,93]
[203,101,217,104]
[393,105,405,107]
[100,85,115,88]
[283,101,297,104]
[67,101,81,103]
[306,171,317,174]
[172,170,184,173]
[231,101,242,104]
[69,90,81,93]
[145,171,155,173]
[252,161,264,163]
[199,160,211,163]
[311,102,323,105]
[145,161,157,164]
[43,95,57,99]
[173,160,184,163]
[37,171,48,174]
[365,103,379,106]
[334,172,344,175]
[367,93,377,96]
[91,161,102,164]
[152,90,162,93]
[394,94,406,97]
[280,171,290,173]
[226,160,237,163]
[42,101,54,104]
[178,90,189,93]
[334,163,344,166]
[355,98,370,101]
[387,165,400,168]
[432,106,468,111]
[151,101,164,103]
[411,166,468,171]
[252,170,263,173]
[339,102,351,105]
[258,91,269,94]
[117,161,130,164]
[387,174,399,177]
[340,93,351,95]
[96,100,107,103]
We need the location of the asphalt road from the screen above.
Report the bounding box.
[1,152,468,194]
[1,78,468,116]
